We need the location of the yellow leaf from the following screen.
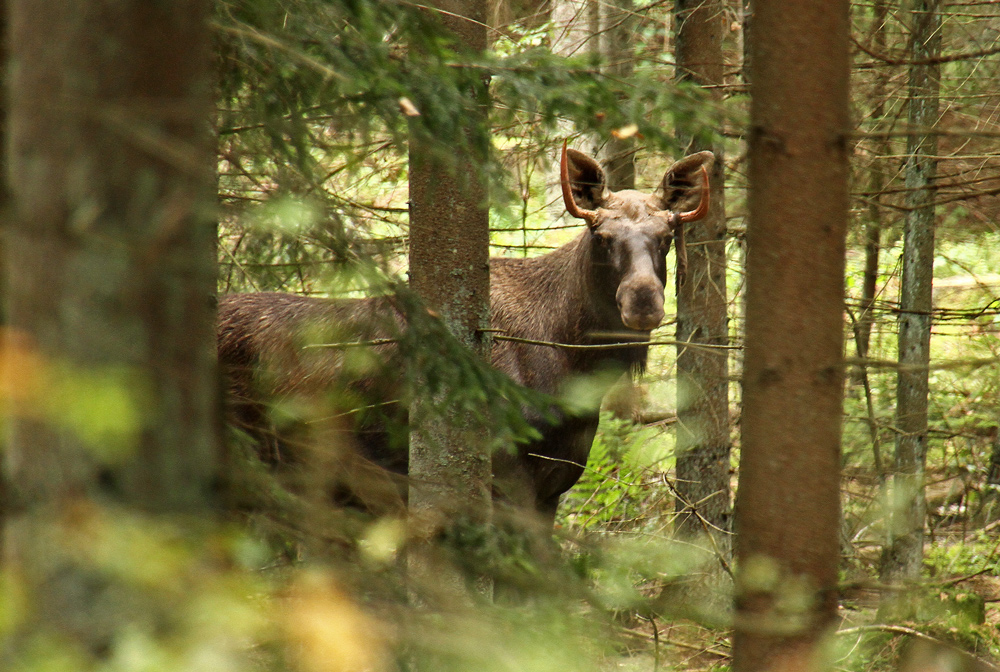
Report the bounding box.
[611,124,638,140]
[285,571,391,672]
[398,97,420,117]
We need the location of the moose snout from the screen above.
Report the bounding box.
[616,278,665,331]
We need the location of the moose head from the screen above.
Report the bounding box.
[560,141,712,332]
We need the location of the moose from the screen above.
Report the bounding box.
[218,143,713,528]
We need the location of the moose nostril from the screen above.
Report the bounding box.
[618,282,665,331]
[620,296,665,330]
[624,310,664,331]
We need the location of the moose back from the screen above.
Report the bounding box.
[218,144,713,527]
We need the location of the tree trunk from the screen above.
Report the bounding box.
[740,0,753,88]
[598,0,636,191]
[408,0,493,599]
[551,0,601,164]
[550,0,600,59]
[0,1,8,559]
[673,0,731,540]
[854,0,891,481]
[880,0,942,584]
[854,0,889,381]
[734,1,849,671]
[4,0,217,658]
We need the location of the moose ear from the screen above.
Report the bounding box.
[659,150,715,212]
[565,148,607,211]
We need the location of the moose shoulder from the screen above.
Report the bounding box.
[218,144,713,527]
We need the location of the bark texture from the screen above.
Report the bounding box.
[4,0,217,657]
[0,2,7,557]
[855,0,890,383]
[599,0,636,191]
[550,0,600,58]
[735,2,849,671]
[673,0,731,538]
[854,0,891,480]
[408,0,493,595]
[881,0,942,583]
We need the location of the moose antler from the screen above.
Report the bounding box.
[662,164,709,290]
[662,165,710,230]
[560,140,598,225]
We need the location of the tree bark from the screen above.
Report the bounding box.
[408,0,492,598]
[550,0,600,59]
[854,0,892,481]
[598,0,636,191]
[673,0,731,539]
[880,0,942,584]
[0,1,8,559]
[854,0,889,383]
[4,0,217,658]
[741,0,753,88]
[551,0,602,164]
[734,2,849,672]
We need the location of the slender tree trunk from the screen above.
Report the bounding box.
[554,0,634,183]
[985,426,1000,523]
[855,0,889,381]
[599,0,636,191]
[551,0,600,58]
[741,0,753,88]
[551,0,601,162]
[854,0,892,481]
[990,426,1000,485]
[0,1,8,559]
[408,0,492,599]
[591,0,637,419]
[734,2,849,672]
[673,0,731,539]
[880,0,942,584]
[987,427,1000,523]
[4,0,217,659]
[488,0,549,37]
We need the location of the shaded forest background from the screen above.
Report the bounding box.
[2,0,1000,671]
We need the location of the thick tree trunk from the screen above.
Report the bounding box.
[880,0,942,584]
[408,0,492,598]
[673,0,731,539]
[734,2,849,672]
[4,0,217,659]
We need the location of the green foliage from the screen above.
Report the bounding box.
[925,532,1000,578]
[2,508,273,672]
[558,413,674,533]
[392,284,557,452]
[490,50,716,155]
[841,234,1000,488]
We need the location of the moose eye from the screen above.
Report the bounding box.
[591,231,611,247]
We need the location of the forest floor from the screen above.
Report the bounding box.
[592,467,1000,672]
[602,576,1000,672]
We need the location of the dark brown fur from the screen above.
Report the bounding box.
[218,148,714,526]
